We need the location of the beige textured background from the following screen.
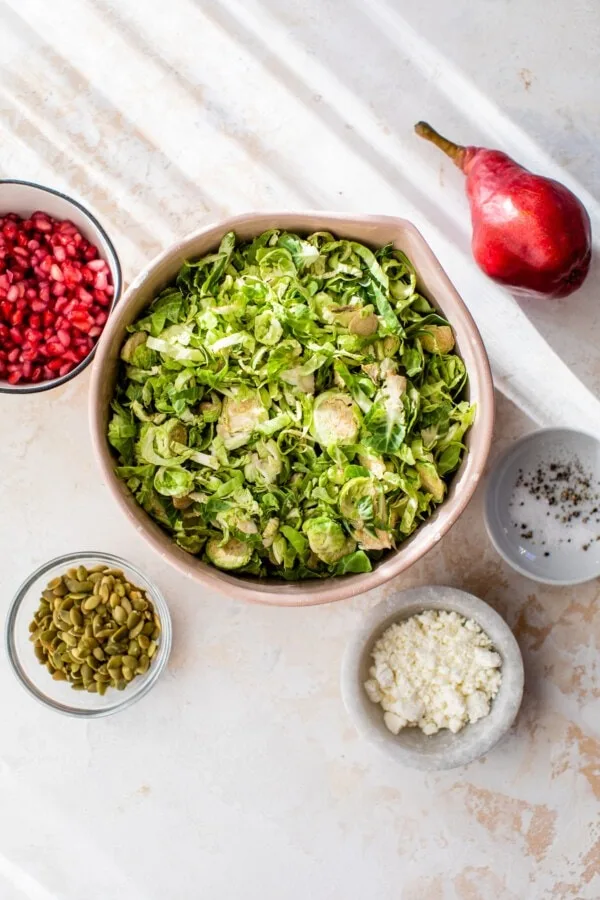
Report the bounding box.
[1,1,599,898]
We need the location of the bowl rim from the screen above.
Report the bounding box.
[484,425,600,586]
[89,210,495,605]
[340,585,525,770]
[4,550,172,718]
[0,178,123,395]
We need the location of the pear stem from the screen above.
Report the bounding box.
[414,121,465,169]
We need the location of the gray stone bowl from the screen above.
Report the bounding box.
[484,428,600,585]
[341,586,524,770]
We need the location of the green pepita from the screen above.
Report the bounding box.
[82,595,100,612]
[113,606,127,625]
[29,563,161,696]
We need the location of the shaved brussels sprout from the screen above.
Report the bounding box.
[303,517,356,564]
[109,229,475,580]
[206,537,253,570]
[420,325,455,354]
[311,391,361,447]
[217,388,268,450]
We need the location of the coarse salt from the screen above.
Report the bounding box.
[364,609,502,735]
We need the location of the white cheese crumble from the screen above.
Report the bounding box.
[364,609,502,735]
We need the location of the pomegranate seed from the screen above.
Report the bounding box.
[45,340,65,357]
[77,287,93,304]
[33,217,52,232]
[0,211,112,384]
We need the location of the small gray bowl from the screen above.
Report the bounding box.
[341,586,524,770]
[484,428,600,585]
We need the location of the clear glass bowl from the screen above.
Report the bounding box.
[5,551,172,718]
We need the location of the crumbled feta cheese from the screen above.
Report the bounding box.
[364,609,502,735]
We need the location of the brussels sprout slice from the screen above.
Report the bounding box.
[416,462,446,502]
[303,517,356,564]
[339,477,386,527]
[420,325,455,354]
[217,389,268,450]
[311,391,361,447]
[206,537,253,570]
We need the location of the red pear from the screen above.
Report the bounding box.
[415,121,592,298]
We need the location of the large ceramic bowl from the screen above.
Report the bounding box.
[89,212,494,606]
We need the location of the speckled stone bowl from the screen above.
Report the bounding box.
[341,586,524,770]
[89,212,494,606]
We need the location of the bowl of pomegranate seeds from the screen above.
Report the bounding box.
[0,180,122,392]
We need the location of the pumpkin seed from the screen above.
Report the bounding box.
[65,578,82,593]
[126,611,141,630]
[113,606,127,625]
[82,595,100,612]
[29,563,161,696]
[128,640,141,658]
[129,620,144,639]
[121,596,132,616]
[136,654,150,675]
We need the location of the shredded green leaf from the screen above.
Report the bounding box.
[108,230,475,579]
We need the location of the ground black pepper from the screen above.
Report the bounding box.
[509,456,600,552]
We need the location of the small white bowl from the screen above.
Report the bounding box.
[484,428,600,585]
[341,586,524,770]
[0,179,122,394]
